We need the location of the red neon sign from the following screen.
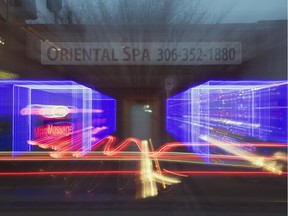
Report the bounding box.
[34,123,73,138]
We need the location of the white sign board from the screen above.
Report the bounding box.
[41,42,242,65]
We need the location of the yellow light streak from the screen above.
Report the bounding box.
[149,138,166,189]
[201,135,284,175]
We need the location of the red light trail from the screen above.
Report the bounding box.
[0,134,287,199]
[28,134,287,159]
[0,170,286,177]
[0,134,286,178]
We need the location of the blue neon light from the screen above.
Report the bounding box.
[0,80,116,156]
[90,90,116,152]
[13,84,93,156]
[166,80,288,163]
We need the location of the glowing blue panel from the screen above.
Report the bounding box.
[166,80,288,163]
[0,80,77,115]
[0,80,117,157]
[0,81,78,151]
[89,90,116,150]
[13,84,92,156]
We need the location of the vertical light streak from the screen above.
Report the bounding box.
[149,138,166,189]
[137,140,158,199]
[136,140,180,199]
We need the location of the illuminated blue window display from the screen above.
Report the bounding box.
[0,81,116,156]
[13,84,92,156]
[0,81,78,152]
[166,81,287,163]
[90,90,116,144]
[0,81,77,116]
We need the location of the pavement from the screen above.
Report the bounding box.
[0,161,286,216]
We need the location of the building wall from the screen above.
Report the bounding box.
[0,20,286,142]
